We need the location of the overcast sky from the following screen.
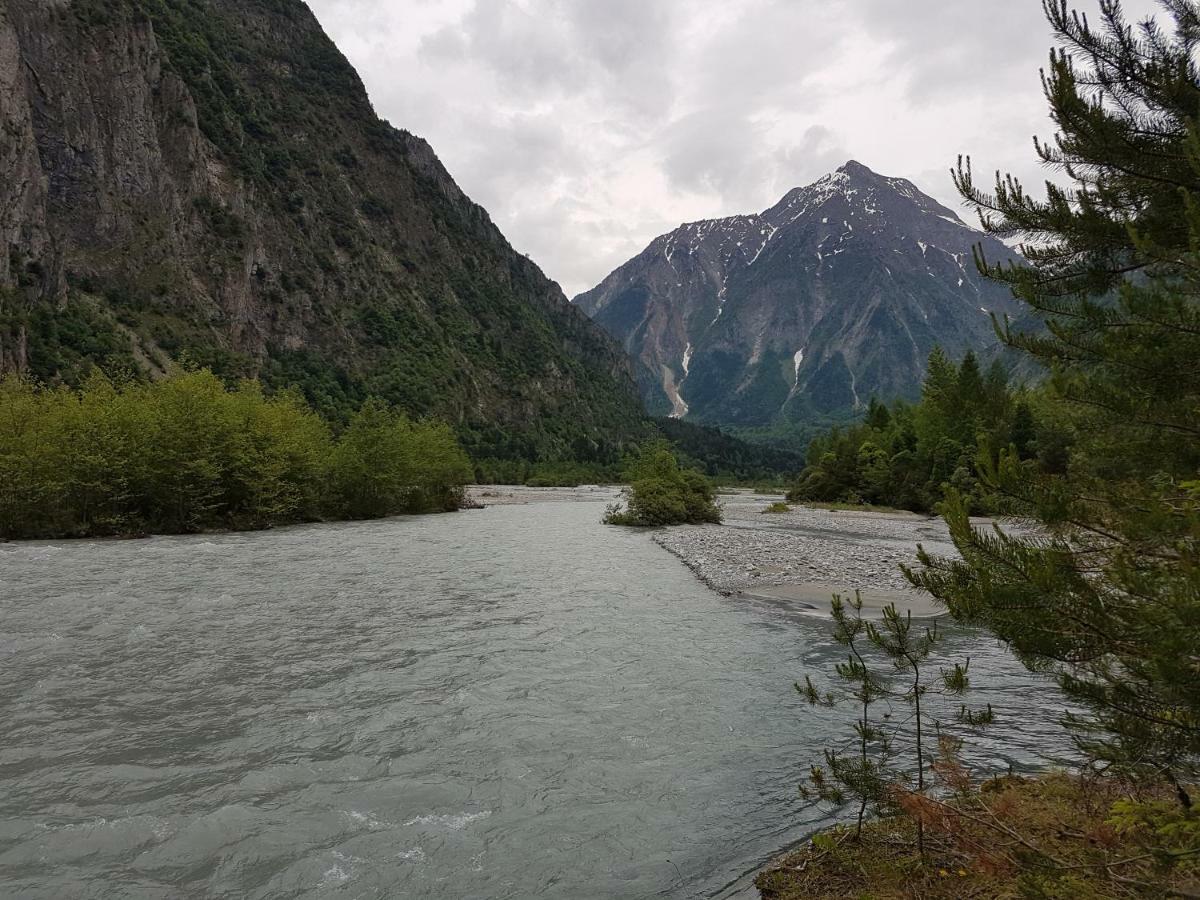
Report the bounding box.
[306,0,1162,297]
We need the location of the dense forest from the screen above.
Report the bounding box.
[472,416,802,486]
[788,348,1058,513]
[0,371,472,539]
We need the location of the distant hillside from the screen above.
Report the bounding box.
[575,161,1022,430]
[0,0,648,463]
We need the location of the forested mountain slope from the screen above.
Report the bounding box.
[0,0,647,462]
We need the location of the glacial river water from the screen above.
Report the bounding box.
[0,497,1070,899]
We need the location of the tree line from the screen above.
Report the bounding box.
[789,348,1062,514]
[0,370,473,539]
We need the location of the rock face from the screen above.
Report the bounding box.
[575,161,1022,428]
[0,0,645,460]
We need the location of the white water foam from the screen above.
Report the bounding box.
[403,810,491,831]
[344,810,391,830]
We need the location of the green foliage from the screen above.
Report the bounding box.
[800,595,992,854]
[789,349,1048,513]
[654,416,803,482]
[0,295,137,382]
[326,399,472,518]
[762,501,791,514]
[911,0,1200,799]
[799,593,897,837]
[604,441,722,526]
[0,371,472,539]
[1108,797,1200,859]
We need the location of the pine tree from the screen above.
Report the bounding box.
[912,0,1200,802]
[800,596,992,855]
[865,396,892,431]
[798,593,893,839]
[1009,400,1037,459]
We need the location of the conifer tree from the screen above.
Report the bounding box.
[911,0,1200,801]
[798,593,894,838]
[799,596,990,855]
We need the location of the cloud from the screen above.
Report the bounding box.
[305,0,1167,296]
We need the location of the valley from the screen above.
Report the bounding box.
[1,0,1196,897]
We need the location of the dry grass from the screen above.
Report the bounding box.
[756,774,1200,899]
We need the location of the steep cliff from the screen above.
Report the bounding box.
[0,0,646,461]
[576,161,1022,430]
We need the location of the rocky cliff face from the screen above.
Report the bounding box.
[575,161,1022,428]
[0,0,645,460]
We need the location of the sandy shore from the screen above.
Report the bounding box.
[653,490,965,618]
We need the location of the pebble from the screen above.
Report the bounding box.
[653,492,965,596]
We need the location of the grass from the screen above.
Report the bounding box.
[756,774,1200,899]
[762,501,791,514]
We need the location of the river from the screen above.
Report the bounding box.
[0,495,1070,898]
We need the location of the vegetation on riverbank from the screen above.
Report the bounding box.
[787,349,1054,514]
[758,773,1200,899]
[604,441,722,526]
[471,417,802,488]
[0,370,472,539]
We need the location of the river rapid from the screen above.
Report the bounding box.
[0,495,1069,898]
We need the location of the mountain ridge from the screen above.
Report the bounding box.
[0,0,647,463]
[575,160,1022,428]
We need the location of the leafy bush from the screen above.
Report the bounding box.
[326,399,472,519]
[0,371,473,539]
[604,442,721,526]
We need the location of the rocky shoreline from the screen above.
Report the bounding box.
[651,490,964,617]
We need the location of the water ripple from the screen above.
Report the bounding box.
[0,502,1071,898]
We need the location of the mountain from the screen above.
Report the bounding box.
[574,161,1023,429]
[0,0,645,463]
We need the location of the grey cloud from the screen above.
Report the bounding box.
[419,4,590,97]
[850,0,1166,101]
[418,0,679,118]
[771,126,851,197]
[661,114,849,214]
[306,0,1168,295]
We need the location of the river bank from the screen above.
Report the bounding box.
[468,485,974,618]
[756,772,1200,899]
[653,489,956,617]
[466,484,621,505]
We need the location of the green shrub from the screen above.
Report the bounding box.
[762,501,790,514]
[0,371,473,538]
[604,442,721,526]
